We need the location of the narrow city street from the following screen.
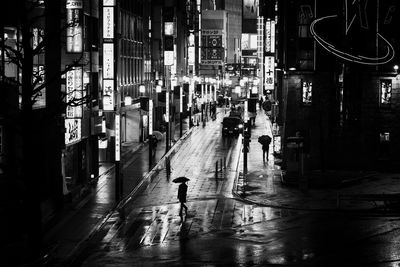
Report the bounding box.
[65,110,400,267]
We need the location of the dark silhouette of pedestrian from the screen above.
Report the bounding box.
[262,143,270,163]
[178,182,188,219]
[261,136,272,163]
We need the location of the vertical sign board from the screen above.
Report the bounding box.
[115,114,120,161]
[264,56,275,90]
[66,0,83,53]
[188,82,193,108]
[265,20,276,53]
[257,16,264,94]
[103,7,114,39]
[103,79,114,111]
[165,91,169,122]
[103,0,115,111]
[149,100,153,135]
[302,81,312,105]
[103,43,114,79]
[65,68,83,147]
[265,20,271,53]
[270,21,276,53]
[179,86,183,113]
[380,80,392,105]
[244,100,249,123]
[65,119,82,145]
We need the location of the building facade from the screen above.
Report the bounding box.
[277,0,400,174]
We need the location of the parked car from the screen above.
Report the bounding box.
[222,117,243,136]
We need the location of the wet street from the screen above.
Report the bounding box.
[68,113,400,267]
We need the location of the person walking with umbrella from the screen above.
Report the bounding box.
[173,176,189,220]
[258,135,272,163]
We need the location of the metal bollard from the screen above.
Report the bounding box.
[220,158,223,171]
[215,161,218,178]
[224,157,226,169]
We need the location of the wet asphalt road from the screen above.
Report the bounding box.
[68,112,400,267]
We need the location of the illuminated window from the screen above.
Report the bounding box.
[380,79,392,106]
[302,80,312,106]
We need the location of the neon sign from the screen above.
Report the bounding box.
[310,0,395,65]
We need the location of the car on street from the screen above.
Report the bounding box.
[222,116,243,136]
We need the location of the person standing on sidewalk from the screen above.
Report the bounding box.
[262,136,271,163]
[177,182,188,220]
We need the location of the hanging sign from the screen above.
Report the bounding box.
[264,56,275,90]
[115,114,120,161]
[65,119,82,145]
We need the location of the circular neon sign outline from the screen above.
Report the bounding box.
[310,15,395,65]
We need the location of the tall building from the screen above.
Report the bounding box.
[277,0,400,175]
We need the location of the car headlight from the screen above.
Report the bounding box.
[238,124,243,129]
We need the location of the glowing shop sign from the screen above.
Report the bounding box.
[302,81,312,106]
[66,5,82,53]
[103,7,114,39]
[264,56,275,90]
[65,119,81,145]
[149,100,153,135]
[66,0,82,9]
[66,67,83,118]
[380,80,392,105]
[115,114,120,161]
[103,0,115,6]
[103,43,114,79]
[165,90,169,122]
[103,79,114,111]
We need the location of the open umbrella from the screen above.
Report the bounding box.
[152,131,163,141]
[172,176,190,183]
[258,135,271,145]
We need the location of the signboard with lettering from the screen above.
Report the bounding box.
[149,100,153,135]
[32,65,46,109]
[103,7,114,39]
[201,29,225,65]
[66,8,82,53]
[103,43,114,79]
[66,0,82,9]
[65,119,82,146]
[103,0,115,6]
[302,80,312,106]
[115,114,120,161]
[264,56,275,90]
[103,79,114,111]
[66,67,83,118]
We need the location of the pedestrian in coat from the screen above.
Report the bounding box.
[177,182,188,219]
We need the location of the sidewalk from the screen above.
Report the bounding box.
[43,117,193,266]
[234,109,400,212]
